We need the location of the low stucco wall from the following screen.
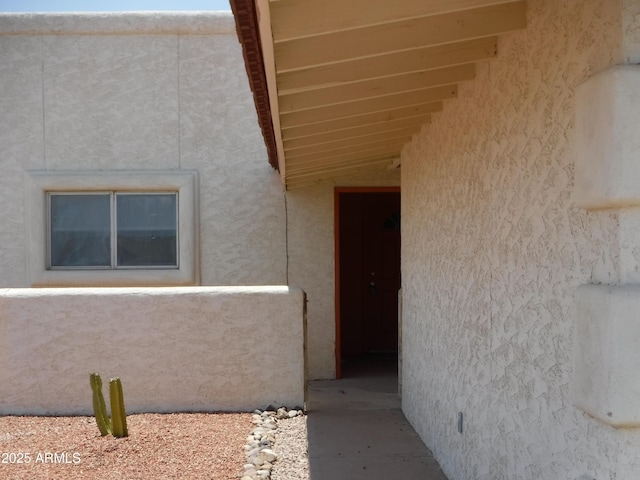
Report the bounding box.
[0,286,306,415]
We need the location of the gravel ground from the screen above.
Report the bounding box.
[0,412,309,480]
[0,413,251,479]
[270,415,309,480]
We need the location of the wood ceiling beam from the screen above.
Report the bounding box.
[280,85,456,127]
[287,147,402,170]
[285,139,408,163]
[284,130,415,157]
[287,170,390,190]
[285,162,397,189]
[277,37,497,94]
[284,124,421,151]
[279,64,474,113]
[286,158,395,182]
[288,156,395,174]
[283,115,430,147]
[287,155,397,177]
[274,2,526,72]
[286,166,399,189]
[282,103,441,138]
[271,0,521,41]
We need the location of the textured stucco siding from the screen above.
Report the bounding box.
[623,0,640,62]
[0,286,305,414]
[0,13,398,381]
[401,1,640,479]
[0,13,286,288]
[5,16,285,286]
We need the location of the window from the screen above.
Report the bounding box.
[26,170,198,286]
[48,192,178,269]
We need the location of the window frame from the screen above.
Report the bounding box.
[26,170,199,287]
[46,191,180,271]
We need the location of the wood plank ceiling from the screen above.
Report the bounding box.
[237,0,527,189]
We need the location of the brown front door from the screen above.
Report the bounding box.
[337,190,401,367]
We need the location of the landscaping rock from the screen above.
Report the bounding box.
[242,406,304,480]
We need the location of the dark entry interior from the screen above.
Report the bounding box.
[336,189,401,377]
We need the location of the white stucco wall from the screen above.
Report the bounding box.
[573,285,640,429]
[0,286,306,414]
[0,13,286,289]
[623,0,640,62]
[0,12,399,382]
[400,1,640,479]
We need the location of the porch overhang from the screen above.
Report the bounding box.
[230,0,527,189]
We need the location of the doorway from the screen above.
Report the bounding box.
[335,187,401,378]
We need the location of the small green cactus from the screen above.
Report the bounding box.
[90,373,112,436]
[109,378,128,438]
[89,373,128,438]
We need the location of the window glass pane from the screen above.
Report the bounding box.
[50,194,111,267]
[116,194,177,267]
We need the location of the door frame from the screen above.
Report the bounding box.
[334,186,401,378]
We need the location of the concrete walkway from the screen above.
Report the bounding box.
[305,359,448,480]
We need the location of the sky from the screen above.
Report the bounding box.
[0,0,231,12]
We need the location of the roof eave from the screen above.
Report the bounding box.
[230,0,280,171]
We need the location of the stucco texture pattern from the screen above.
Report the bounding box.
[178,34,287,286]
[0,13,398,382]
[0,287,305,414]
[401,1,640,479]
[0,36,44,286]
[0,14,286,289]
